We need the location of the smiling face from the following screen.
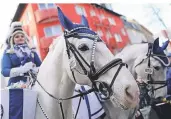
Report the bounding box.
[13,33,25,45]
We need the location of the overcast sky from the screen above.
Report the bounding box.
[0,2,18,44]
[0,2,170,44]
[112,3,171,34]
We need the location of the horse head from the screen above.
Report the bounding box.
[134,38,169,98]
[57,7,139,109]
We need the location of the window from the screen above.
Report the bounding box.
[100,3,113,11]
[90,10,96,16]
[106,31,112,42]
[38,4,46,9]
[75,5,87,16]
[31,36,38,47]
[99,14,105,20]
[38,3,56,10]
[114,34,122,42]
[27,12,31,21]
[26,12,32,24]
[44,25,63,37]
[96,29,103,37]
[47,3,56,8]
[121,28,126,36]
[108,17,116,25]
[105,4,113,11]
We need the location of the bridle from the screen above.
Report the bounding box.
[135,43,168,108]
[31,27,128,119]
[64,27,128,99]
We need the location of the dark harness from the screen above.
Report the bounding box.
[135,43,168,109]
[30,27,128,119]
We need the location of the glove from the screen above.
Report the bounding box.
[10,62,34,78]
[22,62,34,72]
[31,67,39,74]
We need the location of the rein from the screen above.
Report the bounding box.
[29,72,95,119]
[32,27,128,119]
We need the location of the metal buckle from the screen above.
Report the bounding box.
[144,68,153,74]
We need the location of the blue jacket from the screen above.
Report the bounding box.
[1,49,41,86]
[166,67,171,94]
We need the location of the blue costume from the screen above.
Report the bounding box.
[166,53,171,95]
[1,47,41,86]
[1,22,41,86]
[160,40,171,95]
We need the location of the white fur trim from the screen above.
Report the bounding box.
[153,55,170,67]
[10,22,22,29]
[10,22,23,34]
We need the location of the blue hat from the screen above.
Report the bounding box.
[57,7,97,38]
[152,38,170,67]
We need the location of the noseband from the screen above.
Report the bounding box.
[64,27,127,99]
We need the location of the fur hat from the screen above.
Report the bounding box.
[6,22,31,53]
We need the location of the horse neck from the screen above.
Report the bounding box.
[115,44,148,74]
[35,38,76,119]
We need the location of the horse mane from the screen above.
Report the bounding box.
[141,41,149,44]
[49,34,64,52]
[115,43,148,62]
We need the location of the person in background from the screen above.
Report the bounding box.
[160,39,171,95]
[166,53,171,95]
[1,21,41,87]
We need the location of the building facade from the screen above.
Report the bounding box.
[139,24,154,43]
[12,3,130,60]
[121,17,153,44]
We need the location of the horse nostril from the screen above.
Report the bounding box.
[125,86,134,100]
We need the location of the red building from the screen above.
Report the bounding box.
[12,3,130,60]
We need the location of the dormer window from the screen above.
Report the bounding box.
[75,5,87,16]
[38,3,56,10]
[90,10,96,16]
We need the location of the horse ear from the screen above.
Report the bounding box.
[153,37,159,52]
[80,15,89,28]
[57,7,74,30]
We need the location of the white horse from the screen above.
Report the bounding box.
[115,38,169,99]
[110,38,170,119]
[33,7,140,119]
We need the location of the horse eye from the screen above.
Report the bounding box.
[153,66,160,71]
[78,44,89,51]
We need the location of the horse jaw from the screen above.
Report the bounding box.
[134,57,167,98]
[112,67,140,109]
[94,44,140,109]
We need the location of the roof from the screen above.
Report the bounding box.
[140,24,153,35]
[122,19,141,31]
[91,4,122,16]
[11,3,27,23]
